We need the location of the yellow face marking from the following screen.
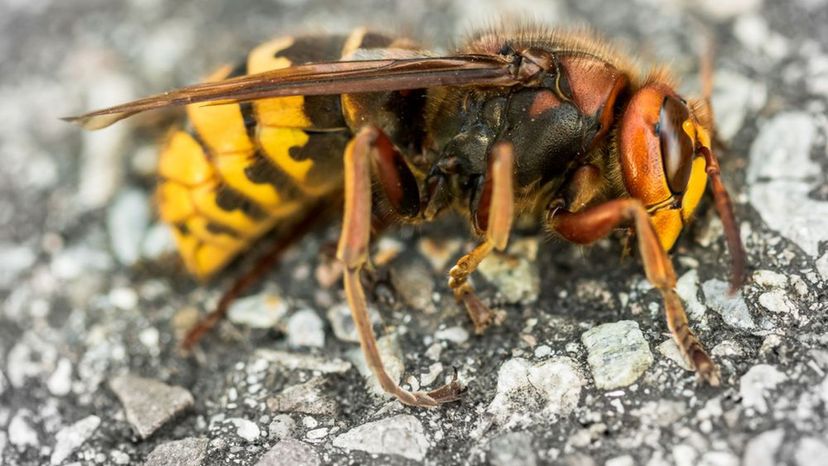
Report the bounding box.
[681,156,708,222]
[652,209,683,251]
[651,158,706,250]
[257,127,314,183]
[682,120,696,140]
[678,121,709,222]
[159,132,214,185]
[689,121,713,149]
[651,120,710,250]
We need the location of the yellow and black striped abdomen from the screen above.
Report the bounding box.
[157,30,394,278]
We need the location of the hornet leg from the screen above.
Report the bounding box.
[548,198,720,386]
[338,126,462,407]
[448,142,514,334]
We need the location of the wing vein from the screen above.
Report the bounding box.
[64,55,517,130]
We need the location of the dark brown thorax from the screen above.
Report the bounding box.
[415,42,631,224]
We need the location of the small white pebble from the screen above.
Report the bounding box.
[47,358,73,397]
[421,363,444,387]
[306,427,329,440]
[227,418,260,442]
[435,326,469,344]
[534,345,552,358]
[108,287,138,310]
[287,309,325,348]
[138,328,160,350]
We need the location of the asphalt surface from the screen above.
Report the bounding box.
[1,0,827,465]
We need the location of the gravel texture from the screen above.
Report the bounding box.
[2,0,828,465]
[581,321,654,390]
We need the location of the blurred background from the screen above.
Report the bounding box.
[1,0,827,465]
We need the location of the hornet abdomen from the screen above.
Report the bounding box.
[156,30,398,277]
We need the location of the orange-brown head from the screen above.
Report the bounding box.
[617,76,745,291]
[618,81,712,251]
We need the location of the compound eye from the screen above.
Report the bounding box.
[658,96,694,194]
